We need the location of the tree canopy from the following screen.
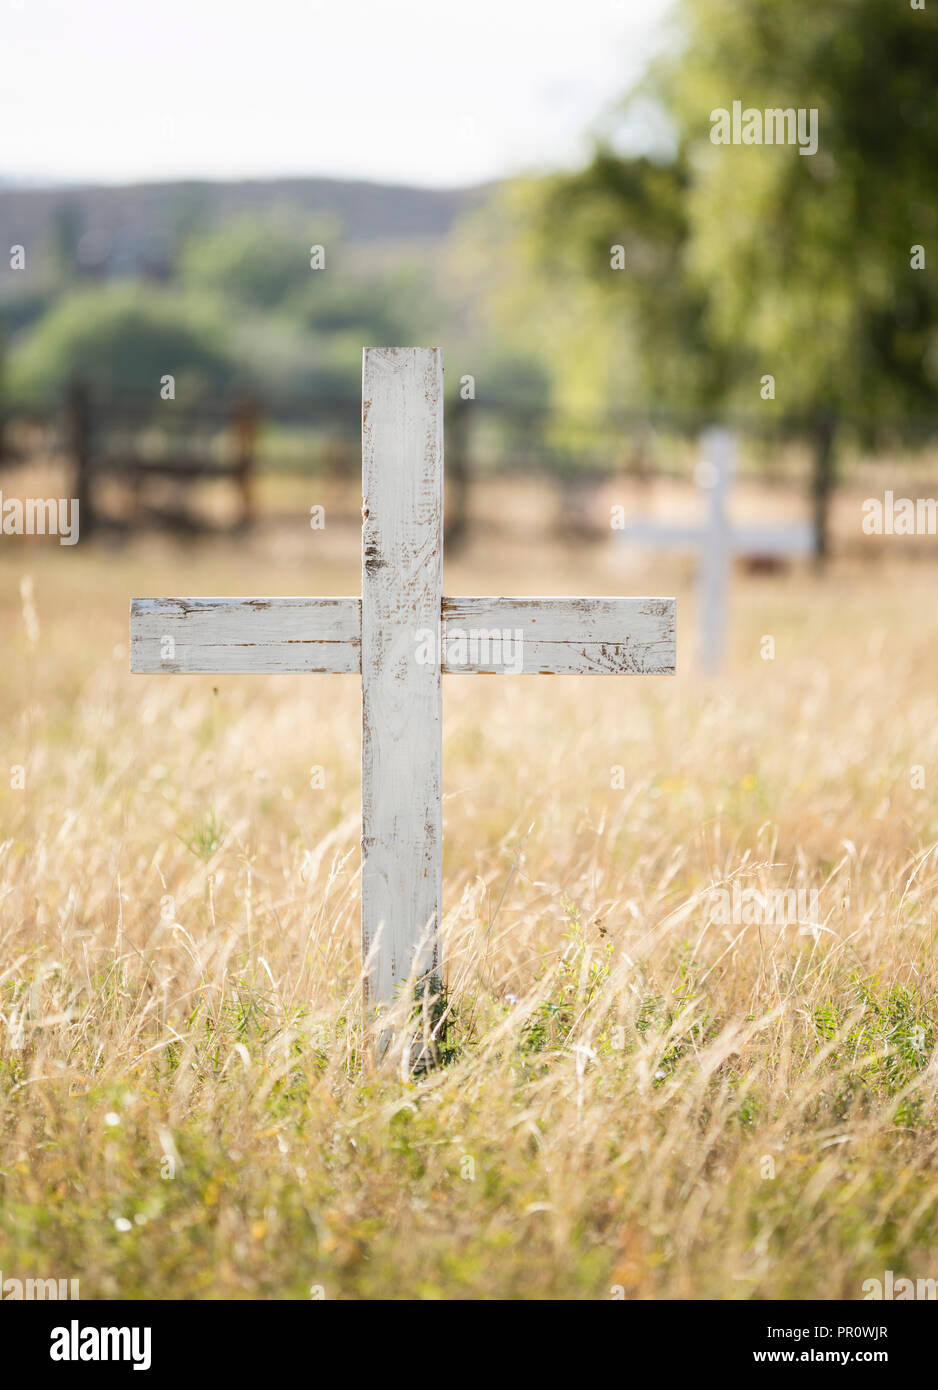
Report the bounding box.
[521,0,938,430]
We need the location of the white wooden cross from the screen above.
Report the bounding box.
[131,348,676,1051]
[620,427,814,672]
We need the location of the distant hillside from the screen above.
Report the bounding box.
[0,176,491,277]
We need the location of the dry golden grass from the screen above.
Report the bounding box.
[1,499,937,1299]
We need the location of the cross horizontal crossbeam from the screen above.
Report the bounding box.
[130,595,675,675]
[626,520,814,557]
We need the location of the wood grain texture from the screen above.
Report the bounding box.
[441,596,675,674]
[130,597,361,673]
[131,594,676,676]
[361,347,444,1014]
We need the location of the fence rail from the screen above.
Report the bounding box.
[2,384,938,550]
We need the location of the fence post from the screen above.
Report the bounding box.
[812,413,836,568]
[233,395,258,531]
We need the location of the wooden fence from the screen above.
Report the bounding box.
[1,385,936,555]
[66,382,256,535]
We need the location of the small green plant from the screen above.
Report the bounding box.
[521,919,612,1055]
[411,975,459,1070]
[813,976,936,1126]
[179,810,225,860]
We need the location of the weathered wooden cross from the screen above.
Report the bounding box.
[621,427,814,672]
[131,348,676,1044]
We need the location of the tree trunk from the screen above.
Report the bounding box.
[812,414,836,568]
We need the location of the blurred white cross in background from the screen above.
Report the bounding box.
[621,428,815,672]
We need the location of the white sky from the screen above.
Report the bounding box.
[0,0,673,187]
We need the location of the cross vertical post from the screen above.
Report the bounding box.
[361,348,444,1034]
[699,427,734,674]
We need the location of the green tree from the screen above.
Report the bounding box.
[660,0,938,425]
[529,150,735,414]
[522,0,938,552]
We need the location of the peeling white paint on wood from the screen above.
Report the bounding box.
[131,596,361,673]
[441,596,675,673]
[361,346,444,1014]
[130,345,676,1049]
[130,594,675,677]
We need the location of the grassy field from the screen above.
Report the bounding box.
[1,498,937,1300]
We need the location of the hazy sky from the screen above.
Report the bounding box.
[1,0,673,187]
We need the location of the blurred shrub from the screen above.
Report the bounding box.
[6,284,238,404]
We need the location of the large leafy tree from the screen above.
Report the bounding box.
[662,0,938,426]
[530,149,736,415]
[524,0,938,550]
